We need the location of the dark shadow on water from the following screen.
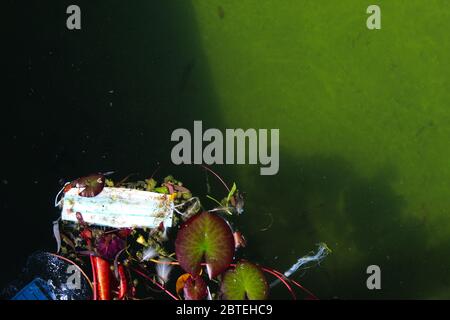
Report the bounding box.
[1,0,223,288]
[236,150,447,299]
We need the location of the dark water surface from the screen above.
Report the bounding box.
[3,0,224,293]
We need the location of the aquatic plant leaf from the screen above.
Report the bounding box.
[176,273,192,298]
[183,276,207,300]
[53,219,61,253]
[221,261,268,300]
[226,183,237,203]
[96,234,125,260]
[76,174,105,197]
[175,212,234,278]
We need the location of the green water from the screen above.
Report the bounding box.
[186,1,450,298]
[4,1,449,299]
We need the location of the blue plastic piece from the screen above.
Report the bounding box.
[11,278,55,300]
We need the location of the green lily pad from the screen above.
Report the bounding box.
[175,212,235,278]
[221,261,268,300]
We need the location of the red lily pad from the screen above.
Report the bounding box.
[221,261,268,300]
[96,234,125,260]
[175,212,234,278]
[74,174,105,197]
[183,276,208,300]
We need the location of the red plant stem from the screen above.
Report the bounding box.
[92,256,111,300]
[117,264,128,300]
[290,279,318,300]
[200,164,230,192]
[260,267,296,300]
[267,267,318,300]
[131,267,179,300]
[149,165,161,180]
[90,255,98,301]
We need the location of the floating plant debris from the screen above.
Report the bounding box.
[67,173,106,198]
[22,167,329,300]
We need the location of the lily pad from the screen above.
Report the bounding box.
[175,212,234,278]
[96,234,125,260]
[221,261,268,300]
[76,174,105,197]
[183,276,208,300]
[176,273,192,297]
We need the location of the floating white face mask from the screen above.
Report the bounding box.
[61,187,174,228]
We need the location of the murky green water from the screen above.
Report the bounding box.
[187,1,450,298]
[3,1,449,299]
